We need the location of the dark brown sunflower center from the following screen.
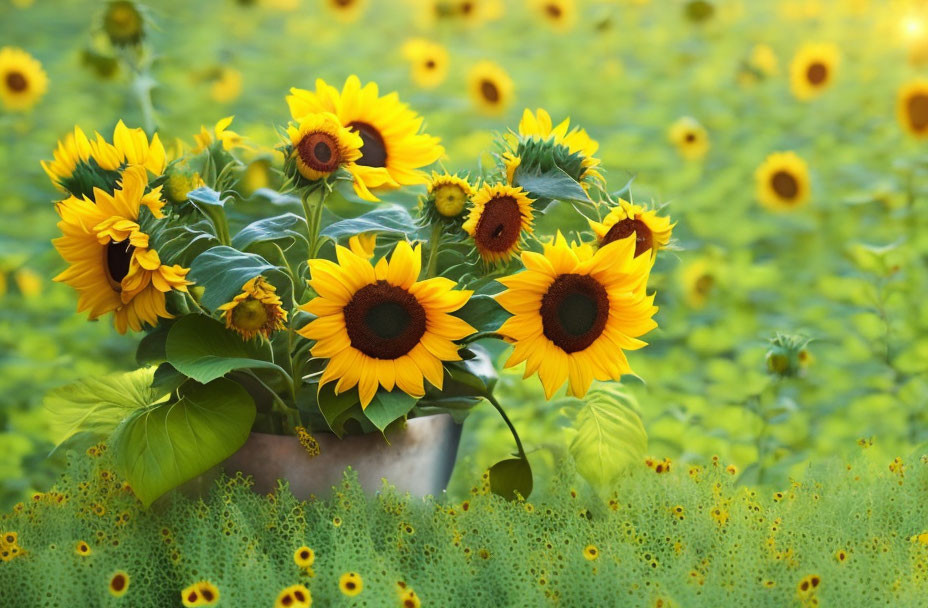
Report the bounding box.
[545,3,562,18]
[348,121,388,168]
[603,217,653,257]
[908,93,928,130]
[459,1,474,15]
[187,592,198,603]
[298,132,340,173]
[104,240,135,289]
[333,0,353,6]
[201,589,215,602]
[695,274,714,295]
[474,196,523,254]
[344,281,427,359]
[806,62,827,85]
[540,274,610,353]
[425,59,436,69]
[294,590,307,602]
[111,574,127,592]
[684,132,696,143]
[5,71,27,92]
[771,170,799,200]
[480,80,500,103]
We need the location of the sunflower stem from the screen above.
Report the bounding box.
[485,392,526,460]
[425,222,443,278]
[301,185,328,259]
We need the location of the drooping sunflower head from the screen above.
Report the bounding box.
[53,166,191,333]
[298,241,475,407]
[897,79,928,139]
[469,61,514,115]
[422,171,475,223]
[462,183,534,264]
[531,0,576,32]
[589,200,674,259]
[513,108,603,185]
[287,76,444,193]
[496,232,657,399]
[217,276,288,341]
[789,43,839,100]
[286,111,364,182]
[102,1,145,46]
[755,152,811,211]
[668,117,709,161]
[0,46,48,111]
[401,39,449,89]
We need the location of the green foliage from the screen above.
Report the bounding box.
[187,246,291,311]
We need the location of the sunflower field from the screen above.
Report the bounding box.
[3,0,928,606]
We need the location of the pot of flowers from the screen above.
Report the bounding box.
[42,77,671,507]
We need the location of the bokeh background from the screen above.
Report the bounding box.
[2,0,926,508]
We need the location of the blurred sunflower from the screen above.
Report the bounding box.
[668,117,709,160]
[749,43,779,77]
[299,241,475,407]
[401,39,449,89]
[897,79,928,139]
[53,166,192,334]
[462,183,534,264]
[218,276,288,340]
[789,43,839,100]
[755,152,810,211]
[496,233,657,399]
[589,199,673,259]
[516,108,602,183]
[0,47,48,111]
[287,111,380,200]
[422,171,475,222]
[287,76,443,193]
[210,67,243,103]
[529,0,576,32]
[102,1,145,47]
[324,0,366,22]
[193,116,246,153]
[468,61,514,115]
[427,0,503,25]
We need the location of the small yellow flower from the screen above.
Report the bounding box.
[668,117,709,161]
[401,39,449,89]
[181,581,220,606]
[217,276,288,340]
[293,545,315,569]
[108,571,130,597]
[583,544,599,561]
[339,572,363,597]
[790,43,839,100]
[796,574,821,598]
[469,61,514,115]
[274,584,311,608]
[755,151,811,211]
[834,549,848,563]
[75,540,92,556]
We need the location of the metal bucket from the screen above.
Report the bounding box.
[221,414,462,499]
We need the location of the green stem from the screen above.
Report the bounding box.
[463,331,509,344]
[425,222,443,278]
[485,392,525,459]
[247,370,301,432]
[301,185,327,258]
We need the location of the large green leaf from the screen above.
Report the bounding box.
[300,382,361,437]
[489,456,533,500]
[566,387,648,490]
[320,205,416,240]
[515,166,592,207]
[445,345,498,395]
[232,213,309,255]
[111,378,256,507]
[455,294,511,332]
[45,368,169,443]
[135,321,174,366]
[165,315,288,384]
[188,246,291,311]
[364,389,419,432]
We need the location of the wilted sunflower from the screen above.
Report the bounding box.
[287,76,443,194]
[789,43,839,100]
[102,1,145,46]
[299,241,475,407]
[0,47,48,111]
[469,61,514,115]
[668,117,709,161]
[218,276,288,340]
[516,108,602,183]
[589,199,674,259]
[401,39,449,89]
[530,0,576,32]
[422,171,475,223]
[755,152,810,211]
[897,79,928,139]
[53,166,192,334]
[462,183,534,264]
[496,233,657,399]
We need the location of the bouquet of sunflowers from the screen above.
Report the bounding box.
[42,76,672,507]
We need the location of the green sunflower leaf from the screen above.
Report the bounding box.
[231,213,309,255]
[455,294,511,332]
[489,456,533,500]
[188,246,292,311]
[320,204,416,240]
[165,314,289,384]
[364,389,419,432]
[515,166,592,208]
[111,377,256,507]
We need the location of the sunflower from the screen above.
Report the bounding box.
[287,76,443,193]
[530,0,576,32]
[293,546,315,569]
[897,79,928,139]
[0,47,48,111]
[90,120,167,177]
[401,39,449,89]
[339,572,364,597]
[469,61,514,115]
[589,199,674,259]
[325,0,366,22]
[102,1,145,46]
[286,111,375,194]
[41,126,96,194]
[181,581,220,607]
[668,117,709,161]
[298,241,474,407]
[516,108,602,183]
[274,584,311,608]
[217,276,288,340]
[749,43,779,77]
[496,233,657,399]
[192,116,247,154]
[462,183,534,264]
[789,43,839,100]
[53,166,192,334]
[682,258,716,309]
[108,571,130,598]
[423,171,475,222]
[210,67,242,103]
[348,233,377,259]
[755,152,811,211]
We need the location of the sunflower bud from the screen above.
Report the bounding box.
[103,1,146,47]
[765,333,812,378]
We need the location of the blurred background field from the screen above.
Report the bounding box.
[2,0,927,508]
